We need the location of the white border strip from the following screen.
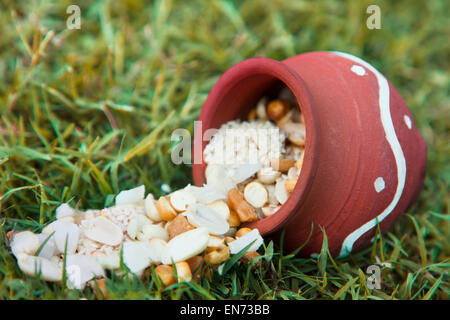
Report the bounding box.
[331,51,407,258]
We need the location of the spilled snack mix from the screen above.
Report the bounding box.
[9,89,305,290]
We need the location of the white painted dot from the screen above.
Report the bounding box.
[374,177,385,193]
[403,115,412,129]
[351,65,366,76]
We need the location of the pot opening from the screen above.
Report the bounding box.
[201,78,306,226]
[195,57,316,235]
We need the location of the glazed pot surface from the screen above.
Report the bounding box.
[193,51,426,257]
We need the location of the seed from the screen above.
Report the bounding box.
[169,189,197,212]
[207,235,225,251]
[227,188,258,223]
[186,255,204,280]
[175,261,192,283]
[257,168,281,184]
[236,227,253,238]
[274,179,289,204]
[156,196,177,221]
[207,200,230,221]
[243,181,268,208]
[144,194,162,222]
[261,205,281,217]
[223,236,235,244]
[267,99,290,121]
[166,215,195,240]
[155,265,176,288]
[95,279,108,300]
[270,158,296,173]
[227,209,241,227]
[247,108,257,120]
[205,245,230,265]
[256,97,268,120]
[137,223,169,241]
[288,133,306,147]
[241,251,261,266]
[285,178,298,193]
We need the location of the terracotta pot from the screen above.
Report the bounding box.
[192,51,427,258]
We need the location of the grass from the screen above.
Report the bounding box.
[0,0,448,300]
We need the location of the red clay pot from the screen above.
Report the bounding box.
[192,51,427,258]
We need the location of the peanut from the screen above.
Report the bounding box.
[186,255,204,280]
[236,227,253,238]
[267,99,290,121]
[175,261,192,283]
[261,205,280,217]
[241,251,261,266]
[166,214,195,240]
[247,108,257,120]
[207,200,231,221]
[205,245,230,265]
[155,264,176,288]
[270,158,296,173]
[285,178,298,193]
[227,188,258,223]
[169,189,196,213]
[243,181,268,208]
[94,278,108,300]
[156,196,177,221]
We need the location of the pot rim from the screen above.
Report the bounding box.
[193,56,320,236]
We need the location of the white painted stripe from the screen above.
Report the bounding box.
[331,51,407,258]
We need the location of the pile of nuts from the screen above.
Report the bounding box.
[204,89,305,220]
[8,89,305,292]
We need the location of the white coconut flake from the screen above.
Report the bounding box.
[122,241,152,274]
[186,184,226,204]
[127,214,152,240]
[91,250,120,270]
[56,203,76,220]
[115,185,145,206]
[10,231,40,258]
[53,221,80,255]
[37,233,57,259]
[65,254,105,289]
[228,229,263,254]
[17,254,63,282]
[82,216,123,246]
[185,203,229,235]
[162,227,209,264]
